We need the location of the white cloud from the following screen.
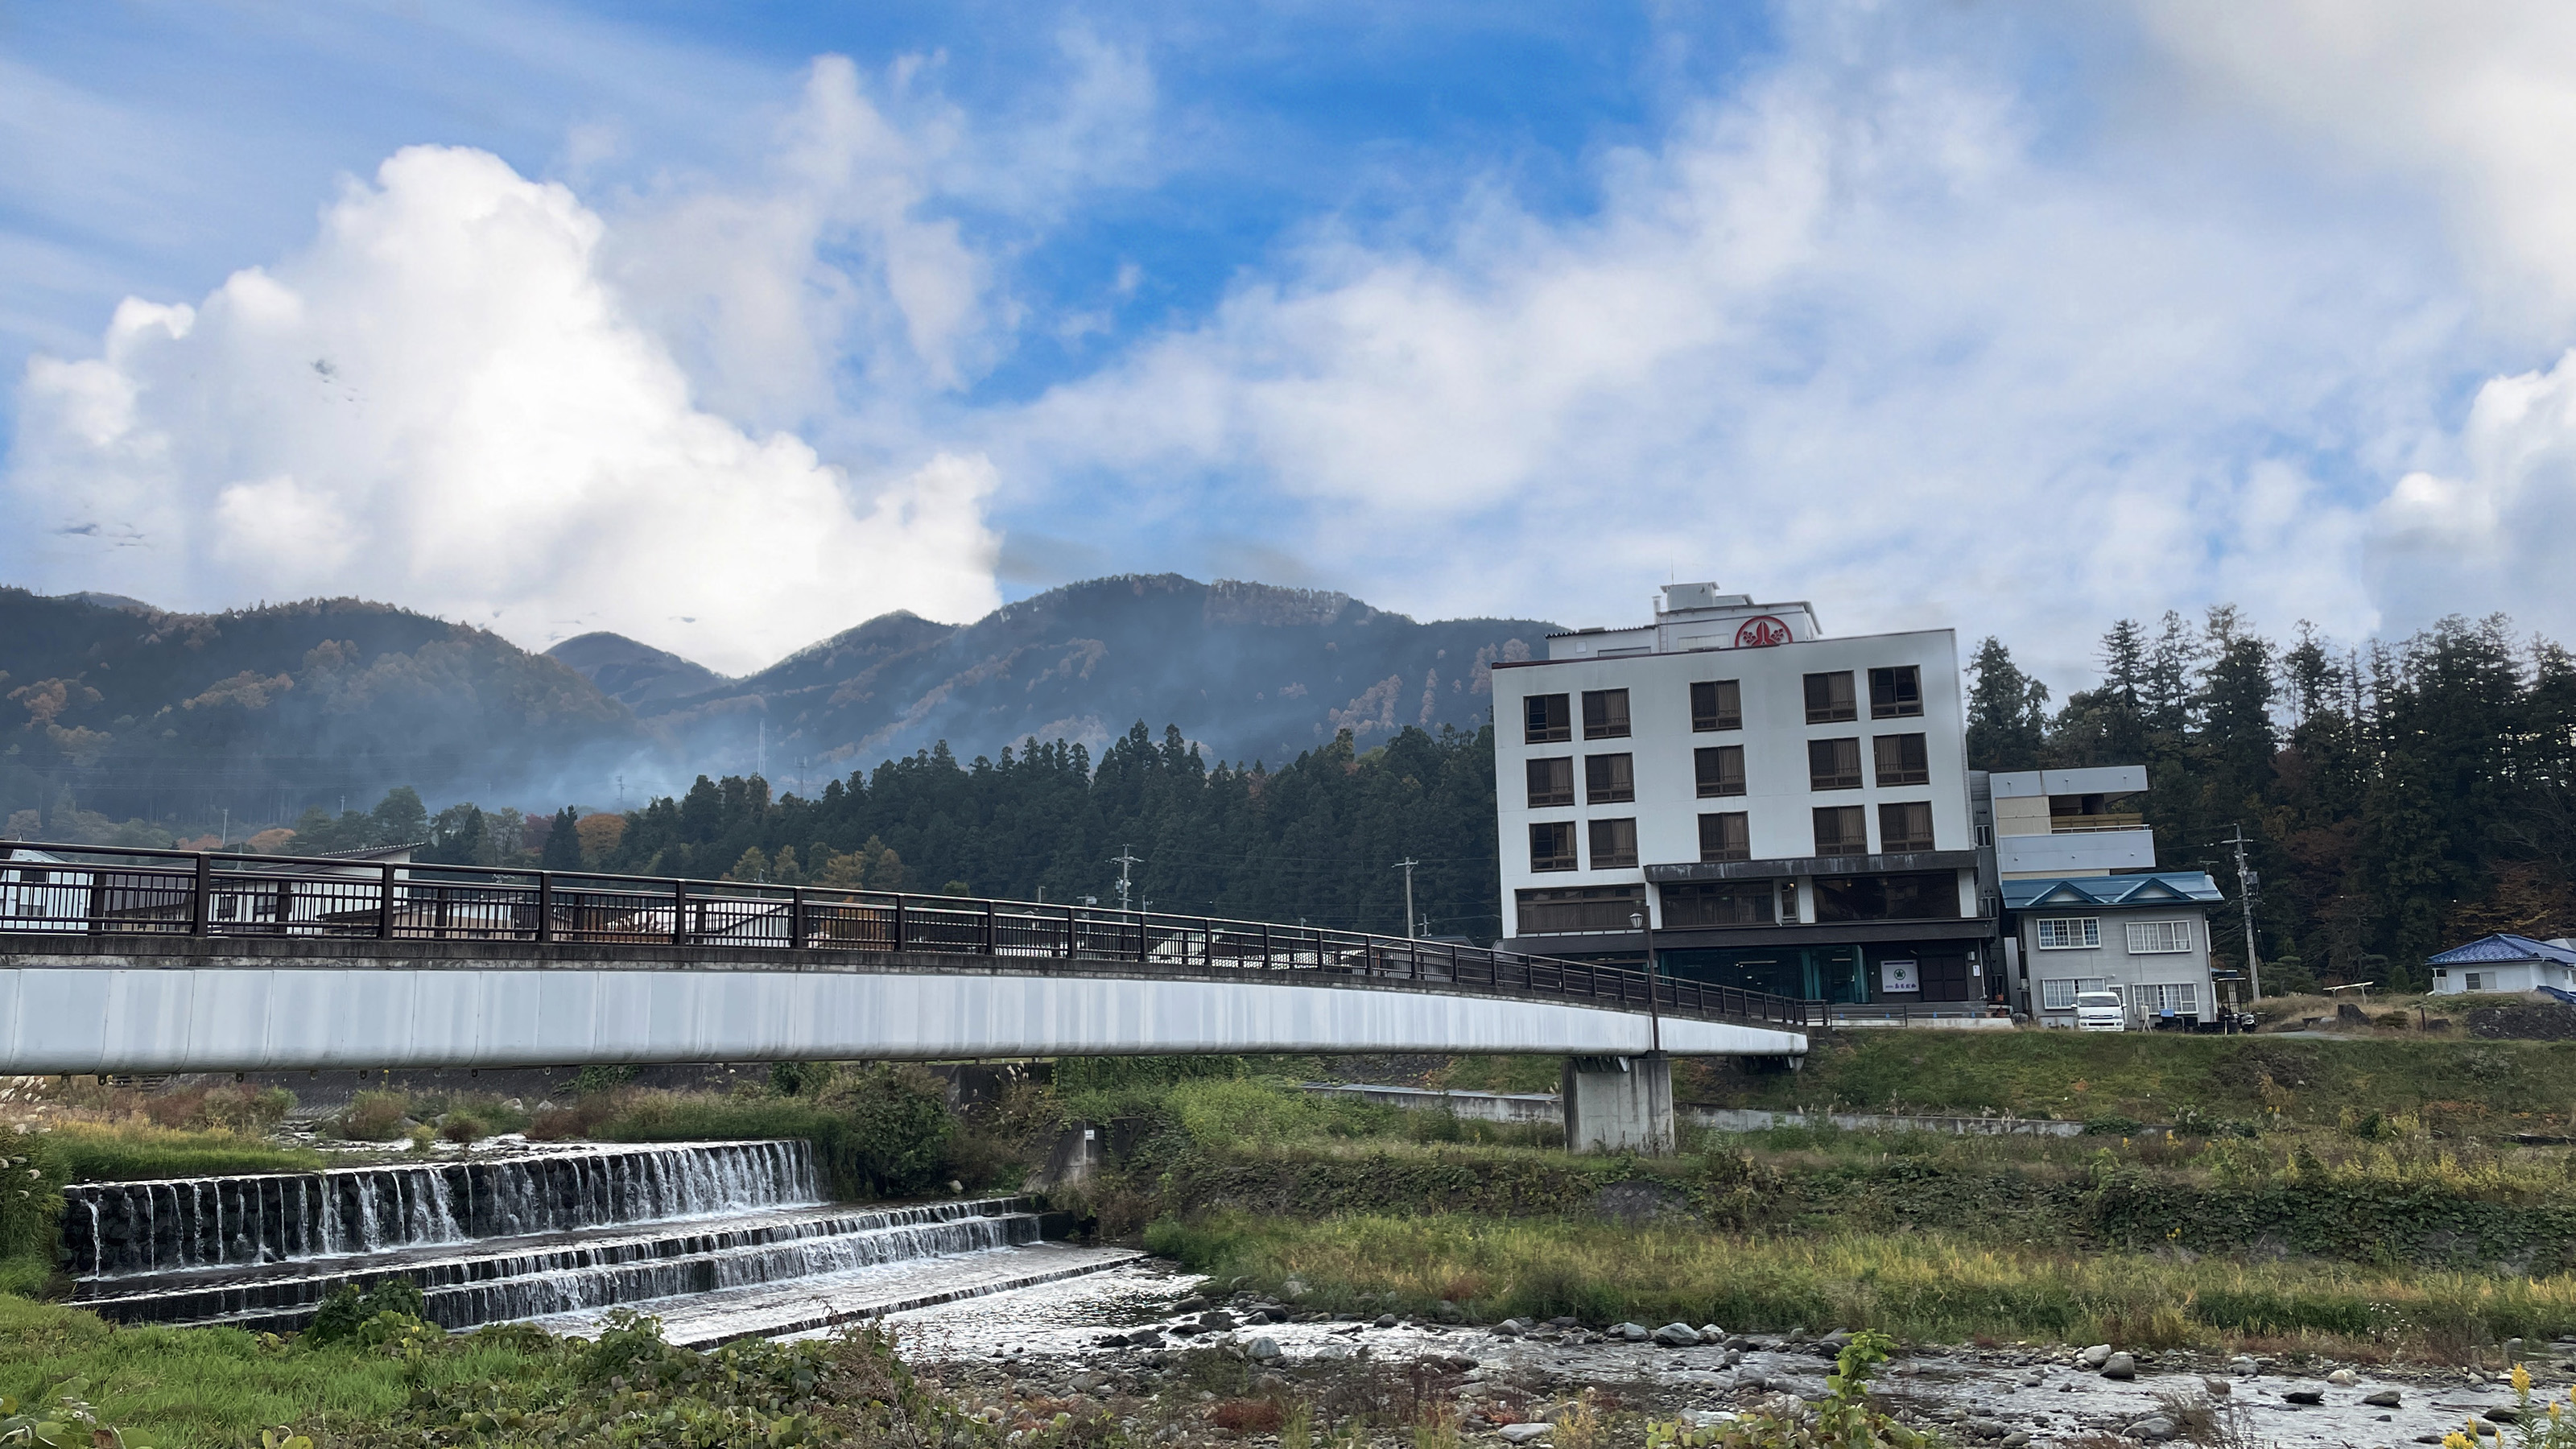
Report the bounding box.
[1001,16,2429,675]
[2368,350,2576,630]
[3,143,1001,675]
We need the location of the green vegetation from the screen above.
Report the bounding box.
[37,1125,324,1183]
[0,1290,977,1449]
[1692,1029,2576,1133]
[1149,1211,2576,1355]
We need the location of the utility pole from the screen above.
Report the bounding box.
[1393,857,1420,939]
[1111,844,1140,912]
[2225,824,2264,1002]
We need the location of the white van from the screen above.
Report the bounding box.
[2074,989,2128,1032]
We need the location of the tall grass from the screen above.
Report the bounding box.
[1148,1212,2576,1353]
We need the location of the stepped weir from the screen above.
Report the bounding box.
[62,1141,1133,1343]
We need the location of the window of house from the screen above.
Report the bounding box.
[1803,671,1857,724]
[2151,981,2199,1015]
[1699,811,1750,863]
[2039,976,2109,1010]
[1808,737,1863,791]
[1585,753,1635,804]
[1525,757,1574,808]
[1869,666,1923,719]
[1661,879,1773,927]
[1690,679,1742,732]
[1515,884,1643,934]
[1587,817,1639,869]
[1872,733,1930,786]
[1814,871,1960,922]
[2465,971,2487,992]
[2126,919,2193,954]
[1582,689,1631,739]
[1530,821,1577,873]
[1878,802,1934,852]
[1525,694,1571,744]
[1813,805,1868,857]
[1695,745,1746,798]
[2034,917,2100,949]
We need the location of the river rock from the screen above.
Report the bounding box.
[2363,1390,2402,1408]
[2326,1368,2359,1386]
[2101,1352,2136,1381]
[1200,1311,1239,1331]
[1247,1337,1282,1362]
[1174,1295,1209,1312]
[2202,1379,2230,1397]
[1498,1426,1553,1445]
[1698,1324,1724,1340]
[2485,1408,2525,1426]
[1373,1314,1399,1329]
[2079,1344,2115,1368]
[1616,1323,1652,1343]
[1492,1319,1527,1337]
[1653,1323,1702,1347]
[2282,1389,2324,1406]
[2128,1417,2178,1442]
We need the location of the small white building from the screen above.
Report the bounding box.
[2425,935,2576,997]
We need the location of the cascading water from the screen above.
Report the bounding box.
[60,1141,1108,1341]
[63,1141,822,1278]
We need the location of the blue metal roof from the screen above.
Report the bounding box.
[2000,872,2225,911]
[2426,934,2576,967]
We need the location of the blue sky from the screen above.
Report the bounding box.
[8,2,2576,680]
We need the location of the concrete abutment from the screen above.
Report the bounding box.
[1561,1052,1675,1155]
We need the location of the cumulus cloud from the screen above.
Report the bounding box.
[4,142,1001,675]
[1001,14,2426,673]
[2368,351,2576,630]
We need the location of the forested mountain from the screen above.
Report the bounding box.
[1965,609,2576,993]
[546,574,1554,783]
[0,589,642,841]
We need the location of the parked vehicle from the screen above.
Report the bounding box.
[2074,989,2128,1032]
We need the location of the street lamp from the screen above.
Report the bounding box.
[1631,909,1661,1055]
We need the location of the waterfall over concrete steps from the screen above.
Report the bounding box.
[61,1141,1135,1338]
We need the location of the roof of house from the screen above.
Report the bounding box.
[2000,872,2225,911]
[2426,934,2576,968]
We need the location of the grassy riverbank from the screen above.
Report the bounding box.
[1146,1211,2576,1353]
[1683,1030,2576,1133]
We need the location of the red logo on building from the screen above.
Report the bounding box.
[1733,616,1793,648]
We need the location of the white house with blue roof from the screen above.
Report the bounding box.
[1984,765,2224,1026]
[2425,935,2576,997]
[2001,873,2227,1026]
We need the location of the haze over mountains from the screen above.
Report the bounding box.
[0,576,1554,835]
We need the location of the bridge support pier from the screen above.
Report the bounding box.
[1562,1053,1674,1155]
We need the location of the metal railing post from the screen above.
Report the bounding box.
[1135,912,1147,964]
[191,853,212,937]
[891,894,906,952]
[1261,923,1272,970]
[1064,906,1076,959]
[789,887,804,951]
[378,864,396,939]
[672,879,687,947]
[985,900,998,956]
[537,871,554,943]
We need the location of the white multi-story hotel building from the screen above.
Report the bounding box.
[1492,584,1999,1007]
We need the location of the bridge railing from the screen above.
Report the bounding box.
[0,842,1810,1030]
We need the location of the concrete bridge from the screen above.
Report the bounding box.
[0,843,1810,1151]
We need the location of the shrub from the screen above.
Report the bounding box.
[305,1277,432,1347]
[438,1115,488,1146]
[333,1092,413,1142]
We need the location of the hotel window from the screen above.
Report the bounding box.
[1869,666,1923,719]
[1813,805,1868,857]
[1585,753,1635,803]
[1588,817,1639,869]
[1582,688,1631,739]
[1530,821,1577,873]
[2040,976,2109,1010]
[1525,757,1574,808]
[1515,884,1645,934]
[1808,737,1863,791]
[1872,733,1930,786]
[1804,671,1857,724]
[1814,871,1961,922]
[1525,693,1571,744]
[1695,745,1746,798]
[1690,679,1742,732]
[1660,879,1773,927]
[2034,917,2100,949]
[1878,802,1934,852]
[2127,920,2193,954]
[1699,811,1750,863]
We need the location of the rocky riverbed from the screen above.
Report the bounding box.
[863,1261,2576,1449]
